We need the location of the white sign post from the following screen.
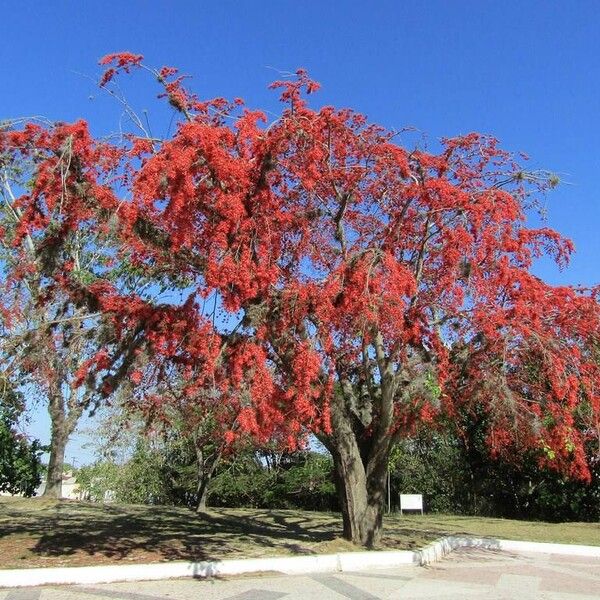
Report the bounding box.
[399,493,423,515]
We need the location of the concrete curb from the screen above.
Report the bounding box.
[1,536,598,588]
[415,536,600,566]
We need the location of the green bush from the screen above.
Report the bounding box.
[390,432,468,513]
[77,440,173,505]
[389,425,599,522]
[208,451,338,511]
[0,380,44,497]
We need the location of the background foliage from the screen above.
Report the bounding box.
[75,411,598,521]
[0,376,45,496]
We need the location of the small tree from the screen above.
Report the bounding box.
[134,357,287,512]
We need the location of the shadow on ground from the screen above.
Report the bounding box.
[6,500,576,569]
[0,501,364,567]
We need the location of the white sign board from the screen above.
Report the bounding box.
[399,493,423,514]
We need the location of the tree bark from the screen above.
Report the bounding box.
[43,422,67,498]
[324,382,391,548]
[194,444,220,513]
[195,475,210,512]
[329,438,388,547]
[42,393,79,498]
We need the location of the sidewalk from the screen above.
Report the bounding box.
[1,548,599,599]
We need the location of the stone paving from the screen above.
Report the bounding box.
[1,548,599,599]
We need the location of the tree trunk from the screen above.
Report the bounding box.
[323,374,393,548]
[43,393,78,499]
[43,425,67,498]
[323,397,389,546]
[330,440,388,547]
[194,444,220,513]
[195,476,210,512]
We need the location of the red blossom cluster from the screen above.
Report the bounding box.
[98,52,144,87]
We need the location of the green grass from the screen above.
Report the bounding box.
[385,513,600,547]
[0,497,598,569]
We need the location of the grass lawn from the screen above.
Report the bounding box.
[0,496,598,569]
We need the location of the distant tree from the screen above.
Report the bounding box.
[77,434,169,506]
[389,406,599,521]
[209,448,337,511]
[453,400,600,521]
[75,460,120,502]
[389,428,467,514]
[136,373,288,512]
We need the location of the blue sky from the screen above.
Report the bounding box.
[3,0,599,463]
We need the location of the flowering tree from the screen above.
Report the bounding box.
[2,55,598,546]
[0,119,160,496]
[128,347,288,512]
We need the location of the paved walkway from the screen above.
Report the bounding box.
[1,548,599,599]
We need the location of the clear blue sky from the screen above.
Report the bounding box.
[3,0,599,463]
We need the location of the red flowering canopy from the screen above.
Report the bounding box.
[92,56,597,475]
